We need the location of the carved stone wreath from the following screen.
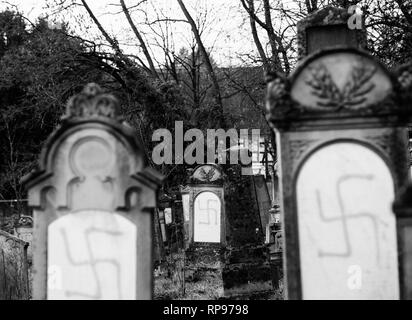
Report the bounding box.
[265,49,410,125]
[198,166,216,182]
[304,60,376,111]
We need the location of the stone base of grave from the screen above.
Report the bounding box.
[183,243,225,299]
[185,242,225,266]
[222,244,277,299]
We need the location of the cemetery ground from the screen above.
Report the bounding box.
[152,251,284,300]
[22,250,284,300]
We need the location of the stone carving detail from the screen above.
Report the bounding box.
[265,72,292,120]
[266,50,404,124]
[365,133,392,155]
[397,62,412,107]
[69,137,114,178]
[190,164,223,184]
[198,166,216,182]
[64,83,121,121]
[364,131,407,190]
[289,139,317,165]
[16,215,33,228]
[180,185,191,194]
[305,60,376,111]
[398,63,412,90]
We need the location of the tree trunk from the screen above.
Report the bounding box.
[177,0,226,128]
[120,0,159,78]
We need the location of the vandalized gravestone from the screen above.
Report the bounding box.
[179,164,225,297]
[182,164,225,246]
[266,7,412,300]
[23,83,163,300]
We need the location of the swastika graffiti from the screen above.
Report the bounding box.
[60,227,123,299]
[316,174,389,264]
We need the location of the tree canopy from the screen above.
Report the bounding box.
[0,9,189,201]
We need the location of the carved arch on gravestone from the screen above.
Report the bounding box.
[193,191,222,243]
[293,139,395,187]
[292,140,399,299]
[286,136,405,196]
[188,187,225,245]
[24,122,161,213]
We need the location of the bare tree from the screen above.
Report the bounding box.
[119,0,159,78]
[177,0,226,128]
[240,0,291,75]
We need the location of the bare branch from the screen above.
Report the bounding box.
[119,0,159,78]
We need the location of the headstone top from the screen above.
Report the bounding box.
[189,164,224,185]
[64,83,121,121]
[297,6,366,59]
[266,48,408,129]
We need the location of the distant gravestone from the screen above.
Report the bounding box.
[180,164,225,298]
[266,8,412,299]
[22,83,163,300]
[183,164,225,246]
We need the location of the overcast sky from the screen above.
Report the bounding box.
[1,0,264,67]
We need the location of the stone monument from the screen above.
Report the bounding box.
[23,83,163,300]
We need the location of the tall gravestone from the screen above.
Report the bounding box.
[266,7,412,299]
[182,164,225,248]
[22,83,163,300]
[180,164,225,296]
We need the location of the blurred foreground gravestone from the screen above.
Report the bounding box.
[266,6,412,299]
[22,83,163,300]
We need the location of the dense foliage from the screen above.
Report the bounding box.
[0,10,189,201]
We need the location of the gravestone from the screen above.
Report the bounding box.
[183,164,226,247]
[22,83,163,300]
[266,7,412,299]
[180,164,225,297]
[221,167,272,298]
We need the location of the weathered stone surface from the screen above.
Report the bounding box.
[297,6,367,59]
[0,230,29,300]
